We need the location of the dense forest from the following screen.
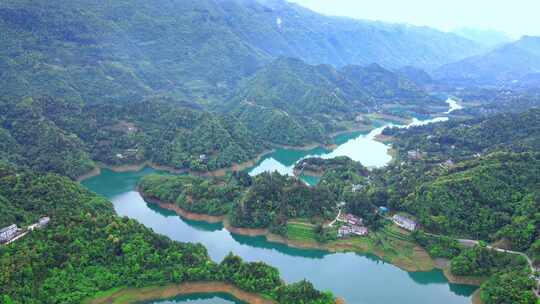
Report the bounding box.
[384,108,540,164]
[0,163,335,304]
[0,96,265,179]
[0,0,468,161]
[314,153,540,304]
[139,171,338,236]
[0,0,482,105]
[139,171,252,216]
[224,57,444,145]
[294,156,369,177]
[1,0,539,303]
[405,153,540,247]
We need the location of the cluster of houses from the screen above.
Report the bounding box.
[337,213,369,238]
[0,217,50,245]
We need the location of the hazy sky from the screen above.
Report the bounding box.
[289,0,540,38]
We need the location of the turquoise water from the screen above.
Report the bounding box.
[249,114,448,185]
[145,293,245,304]
[82,99,477,304]
[83,169,476,304]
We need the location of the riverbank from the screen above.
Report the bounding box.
[85,281,275,304]
[76,119,390,183]
[142,194,436,273]
[434,258,487,287]
[142,193,489,297]
[76,161,186,183]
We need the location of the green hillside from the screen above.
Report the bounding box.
[0,0,483,105]
[0,163,335,304]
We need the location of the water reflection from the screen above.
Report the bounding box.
[84,170,477,304]
[82,99,477,304]
[146,292,244,304]
[230,233,328,259]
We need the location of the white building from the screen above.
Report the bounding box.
[0,224,20,243]
[351,184,363,192]
[392,215,417,231]
[38,217,50,227]
[351,226,368,236]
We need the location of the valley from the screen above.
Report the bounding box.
[1,1,539,304]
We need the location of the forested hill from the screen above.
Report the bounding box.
[225,58,441,146]
[434,36,540,86]
[406,152,540,246]
[218,0,483,68]
[0,0,483,104]
[0,163,335,304]
[384,107,540,163]
[0,96,265,179]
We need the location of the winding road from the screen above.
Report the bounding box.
[424,233,540,298]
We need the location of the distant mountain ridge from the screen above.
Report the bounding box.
[0,0,484,105]
[452,27,513,48]
[433,36,540,86]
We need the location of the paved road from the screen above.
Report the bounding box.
[425,234,539,297]
[328,209,342,227]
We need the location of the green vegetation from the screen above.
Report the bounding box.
[139,172,251,216]
[450,246,529,277]
[450,246,537,304]
[0,163,335,304]
[412,231,462,259]
[480,271,537,304]
[140,171,337,236]
[295,156,369,176]
[0,0,482,108]
[286,220,319,242]
[0,0,477,170]
[384,108,540,163]
[406,153,540,244]
[230,172,336,235]
[0,96,265,178]
[340,109,540,304]
[226,58,443,146]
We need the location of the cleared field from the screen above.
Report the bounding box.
[287,221,318,242]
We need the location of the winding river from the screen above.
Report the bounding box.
[82,99,477,304]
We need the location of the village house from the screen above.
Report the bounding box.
[337,213,369,238]
[351,184,363,192]
[29,217,50,231]
[39,216,50,227]
[0,224,21,243]
[338,224,368,238]
[392,215,417,231]
[338,213,363,226]
[338,226,352,238]
[351,225,368,236]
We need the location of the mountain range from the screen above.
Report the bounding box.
[433,36,540,86]
[0,0,485,105]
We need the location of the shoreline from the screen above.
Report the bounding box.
[142,193,484,291]
[86,281,346,304]
[142,194,435,273]
[76,122,378,183]
[86,281,276,304]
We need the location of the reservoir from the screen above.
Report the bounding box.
[82,99,477,304]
